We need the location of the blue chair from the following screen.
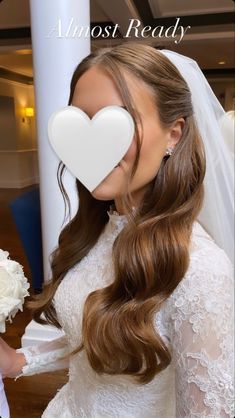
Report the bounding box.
[9,186,43,292]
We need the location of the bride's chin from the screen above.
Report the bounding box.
[90,160,129,199]
[91,192,117,201]
[91,181,119,200]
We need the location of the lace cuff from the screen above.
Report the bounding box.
[15,335,71,380]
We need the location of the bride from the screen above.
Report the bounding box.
[0,42,234,417]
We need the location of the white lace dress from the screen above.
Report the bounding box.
[16,209,234,418]
[0,374,10,418]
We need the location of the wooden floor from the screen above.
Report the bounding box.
[0,187,67,418]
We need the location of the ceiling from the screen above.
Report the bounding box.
[0,0,234,79]
[149,0,234,17]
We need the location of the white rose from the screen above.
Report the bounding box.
[0,250,9,262]
[0,256,30,333]
[0,297,22,333]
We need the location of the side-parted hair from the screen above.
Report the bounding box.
[28,41,206,384]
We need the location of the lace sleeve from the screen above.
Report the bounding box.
[168,253,234,418]
[14,334,71,380]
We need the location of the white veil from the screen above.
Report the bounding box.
[160,50,234,265]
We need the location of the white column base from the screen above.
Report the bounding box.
[22,319,64,347]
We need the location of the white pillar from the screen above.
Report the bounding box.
[30,0,90,281]
[23,0,90,346]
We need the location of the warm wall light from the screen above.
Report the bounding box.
[25,107,34,117]
[22,107,34,123]
[218,61,226,65]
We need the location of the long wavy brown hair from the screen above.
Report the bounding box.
[28,42,206,384]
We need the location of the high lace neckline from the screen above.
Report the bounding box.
[106,204,212,242]
[107,204,132,218]
[106,204,130,229]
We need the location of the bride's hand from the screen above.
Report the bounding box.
[0,337,26,378]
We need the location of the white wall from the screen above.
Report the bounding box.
[0,149,39,188]
[0,77,39,188]
[0,95,17,149]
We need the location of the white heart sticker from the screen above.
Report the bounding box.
[47,105,134,192]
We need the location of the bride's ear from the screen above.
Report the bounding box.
[167,117,185,149]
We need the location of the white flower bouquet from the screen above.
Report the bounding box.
[0,249,30,333]
[0,249,30,417]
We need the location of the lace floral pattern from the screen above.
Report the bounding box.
[15,335,72,378]
[166,263,234,417]
[16,210,234,417]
